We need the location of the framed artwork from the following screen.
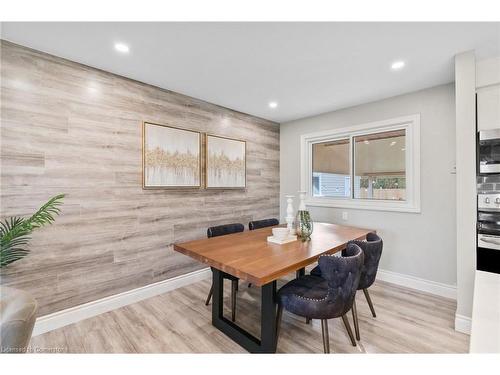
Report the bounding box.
[206,134,246,189]
[142,122,202,189]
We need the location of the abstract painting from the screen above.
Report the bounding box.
[143,122,201,188]
[206,135,246,189]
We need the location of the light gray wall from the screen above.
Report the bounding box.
[280,84,456,285]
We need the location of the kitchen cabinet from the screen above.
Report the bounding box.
[470,270,500,353]
[477,84,500,131]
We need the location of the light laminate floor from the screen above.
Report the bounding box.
[30,277,469,353]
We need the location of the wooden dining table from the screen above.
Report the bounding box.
[173,222,373,353]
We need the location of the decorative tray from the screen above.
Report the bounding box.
[267,235,297,245]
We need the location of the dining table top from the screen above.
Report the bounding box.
[173,222,374,286]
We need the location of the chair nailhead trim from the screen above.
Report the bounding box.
[294,290,330,302]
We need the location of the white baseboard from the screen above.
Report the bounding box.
[32,267,211,336]
[376,269,457,300]
[455,314,472,335]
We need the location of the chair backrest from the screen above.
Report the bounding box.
[318,243,364,317]
[207,223,244,238]
[349,232,383,290]
[248,218,279,231]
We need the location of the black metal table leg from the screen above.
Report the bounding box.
[260,280,277,352]
[211,268,277,353]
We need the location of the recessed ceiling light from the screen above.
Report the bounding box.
[114,42,130,53]
[269,101,278,109]
[390,141,397,146]
[391,61,405,70]
[401,147,406,151]
[364,140,370,145]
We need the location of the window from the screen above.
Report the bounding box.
[353,130,406,201]
[312,139,351,198]
[300,115,420,213]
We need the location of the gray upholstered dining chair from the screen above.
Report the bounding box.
[276,243,364,353]
[0,286,38,353]
[205,223,244,322]
[310,232,383,341]
[248,218,279,231]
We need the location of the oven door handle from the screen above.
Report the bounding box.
[479,236,500,246]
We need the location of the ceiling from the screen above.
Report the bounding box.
[1,22,499,123]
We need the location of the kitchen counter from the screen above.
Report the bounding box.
[470,270,500,353]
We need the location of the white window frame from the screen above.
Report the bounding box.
[300,114,420,213]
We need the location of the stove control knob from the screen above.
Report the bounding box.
[496,198,500,204]
[485,197,490,204]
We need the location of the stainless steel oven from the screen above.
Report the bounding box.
[477,193,500,274]
[478,129,500,174]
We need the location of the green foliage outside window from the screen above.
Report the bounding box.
[359,176,406,189]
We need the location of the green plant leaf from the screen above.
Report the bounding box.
[0,194,65,268]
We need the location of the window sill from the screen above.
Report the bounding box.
[305,197,421,213]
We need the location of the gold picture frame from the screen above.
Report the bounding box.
[205,134,247,190]
[142,121,202,189]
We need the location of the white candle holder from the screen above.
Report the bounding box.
[285,195,295,234]
[298,191,307,211]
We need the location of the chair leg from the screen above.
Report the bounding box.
[352,298,360,341]
[231,279,237,322]
[205,283,214,306]
[341,314,356,346]
[235,281,239,292]
[276,305,283,346]
[321,319,330,353]
[248,283,252,288]
[363,288,376,318]
[296,268,305,279]
[305,317,311,324]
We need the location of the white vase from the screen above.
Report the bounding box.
[298,191,307,211]
[285,195,295,234]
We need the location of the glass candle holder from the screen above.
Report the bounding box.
[295,210,313,241]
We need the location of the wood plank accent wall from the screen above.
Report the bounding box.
[0,41,280,316]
